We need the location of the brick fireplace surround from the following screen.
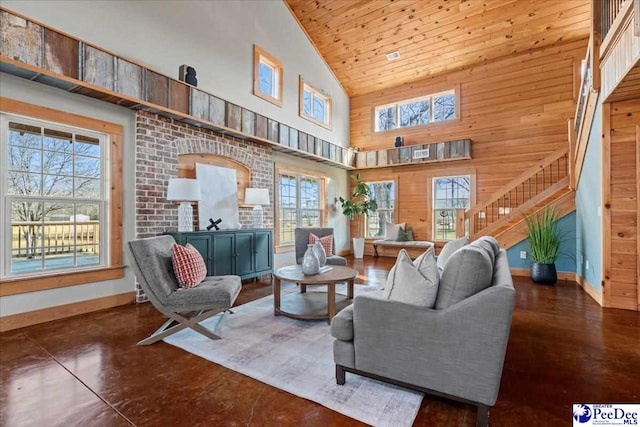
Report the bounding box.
[134,111,274,302]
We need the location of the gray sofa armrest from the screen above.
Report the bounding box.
[352,284,515,406]
[331,304,354,341]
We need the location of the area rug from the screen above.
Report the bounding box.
[164,284,424,426]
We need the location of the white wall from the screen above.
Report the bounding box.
[2,0,350,147]
[272,153,350,268]
[0,73,137,316]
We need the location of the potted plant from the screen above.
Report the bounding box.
[339,173,377,258]
[524,205,561,285]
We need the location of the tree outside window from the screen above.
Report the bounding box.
[433,176,470,241]
[365,181,395,238]
[374,89,456,132]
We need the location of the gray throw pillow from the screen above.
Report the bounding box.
[384,249,439,308]
[384,222,404,241]
[436,236,469,272]
[435,246,494,309]
[468,236,500,271]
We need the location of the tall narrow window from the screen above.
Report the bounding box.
[2,116,107,277]
[276,168,325,246]
[299,78,332,129]
[365,181,395,238]
[254,45,283,107]
[432,176,471,241]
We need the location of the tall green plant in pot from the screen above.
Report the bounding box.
[339,173,377,259]
[524,205,561,285]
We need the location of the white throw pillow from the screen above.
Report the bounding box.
[384,249,439,308]
[384,222,406,241]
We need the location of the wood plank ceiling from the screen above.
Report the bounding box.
[285,0,591,97]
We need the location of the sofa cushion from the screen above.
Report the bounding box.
[436,236,469,272]
[476,235,501,256]
[309,233,334,256]
[171,243,207,289]
[435,246,494,309]
[165,275,241,312]
[330,304,354,341]
[384,249,439,308]
[467,236,500,270]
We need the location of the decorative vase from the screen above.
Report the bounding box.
[531,263,557,285]
[312,241,327,266]
[352,237,365,259]
[302,244,320,275]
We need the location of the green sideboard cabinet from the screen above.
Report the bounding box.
[166,229,273,280]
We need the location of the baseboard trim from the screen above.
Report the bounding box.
[0,291,135,332]
[575,274,603,306]
[510,267,575,281]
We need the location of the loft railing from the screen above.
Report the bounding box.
[602,0,630,38]
[575,45,594,139]
[464,150,569,236]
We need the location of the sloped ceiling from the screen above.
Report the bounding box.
[285,0,591,97]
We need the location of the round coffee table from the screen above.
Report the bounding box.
[273,265,358,324]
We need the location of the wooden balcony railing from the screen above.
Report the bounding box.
[11,221,100,258]
[464,149,570,236]
[602,0,631,39]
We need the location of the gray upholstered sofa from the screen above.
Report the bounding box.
[330,240,515,427]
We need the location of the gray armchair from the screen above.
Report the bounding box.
[331,248,515,427]
[127,235,241,345]
[295,227,347,266]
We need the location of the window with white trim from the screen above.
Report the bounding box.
[365,181,395,238]
[254,45,283,106]
[432,175,471,241]
[1,115,108,278]
[277,170,324,245]
[375,89,457,132]
[300,78,332,128]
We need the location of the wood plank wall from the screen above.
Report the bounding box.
[604,99,639,311]
[349,41,587,250]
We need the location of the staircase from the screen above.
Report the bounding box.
[465,148,575,247]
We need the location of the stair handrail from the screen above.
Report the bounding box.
[465,148,569,219]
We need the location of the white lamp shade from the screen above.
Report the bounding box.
[167,178,201,201]
[244,188,270,205]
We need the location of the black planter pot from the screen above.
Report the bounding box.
[531,263,557,285]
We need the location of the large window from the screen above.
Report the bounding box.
[277,168,325,246]
[365,181,395,238]
[432,176,471,241]
[299,78,331,129]
[375,89,457,132]
[253,45,283,107]
[1,115,107,277]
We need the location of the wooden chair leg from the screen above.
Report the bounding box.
[476,405,489,427]
[336,365,346,385]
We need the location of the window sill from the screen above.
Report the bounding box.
[274,245,295,254]
[0,265,126,296]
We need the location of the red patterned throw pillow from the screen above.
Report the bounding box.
[309,233,334,256]
[171,243,207,289]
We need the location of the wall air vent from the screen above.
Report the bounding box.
[413,148,430,159]
[385,50,401,61]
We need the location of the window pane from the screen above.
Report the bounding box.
[43,151,74,176]
[75,134,100,157]
[433,209,456,241]
[8,146,41,172]
[300,177,319,209]
[75,203,100,267]
[365,181,395,238]
[10,201,44,274]
[43,174,73,197]
[9,122,41,149]
[8,171,41,196]
[313,97,325,122]
[279,208,297,244]
[43,203,75,270]
[43,129,73,153]
[433,176,470,241]
[433,93,456,122]
[399,99,430,127]
[258,62,274,97]
[303,90,312,116]
[74,155,101,178]
[279,175,297,208]
[376,106,395,131]
[300,209,321,227]
[75,177,101,199]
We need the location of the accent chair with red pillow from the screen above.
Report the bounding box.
[295,227,347,266]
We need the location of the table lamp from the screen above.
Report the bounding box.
[244,188,270,229]
[167,178,201,232]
